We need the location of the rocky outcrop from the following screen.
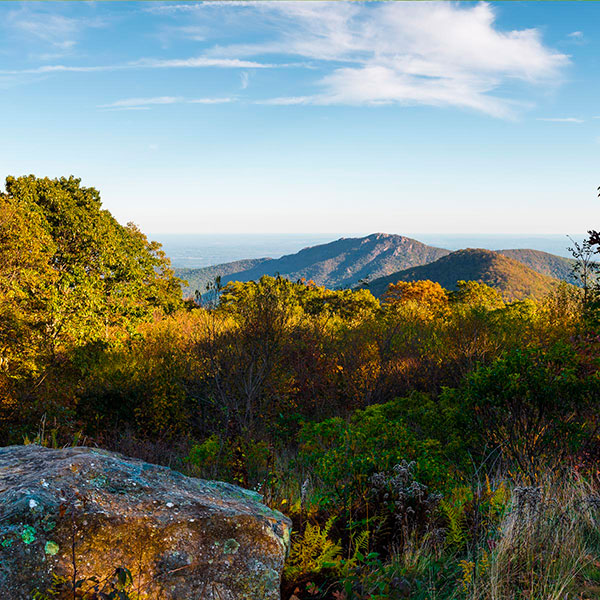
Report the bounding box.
[0,445,291,599]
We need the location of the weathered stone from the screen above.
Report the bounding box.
[0,445,291,599]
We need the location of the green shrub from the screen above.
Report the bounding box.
[298,399,450,508]
[454,343,599,474]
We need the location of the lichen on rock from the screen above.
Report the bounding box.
[0,445,291,599]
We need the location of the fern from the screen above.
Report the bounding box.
[284,516,342,580]
[337,528,370,578]
[486,477,509,517]
[351,528,369,559]
[441,490,470,549]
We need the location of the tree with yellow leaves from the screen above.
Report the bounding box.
[382,279,449,309]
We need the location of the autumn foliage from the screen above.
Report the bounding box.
[2,175,600,600]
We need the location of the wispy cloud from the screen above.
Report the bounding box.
[144,3,205,14]
[132,57,270,69]
[2,2,570,119]
[99,96,234,109]
[259,96,312,106]
[1,65,116,75]
[0,57,273,76]
[536,117,584,123]
[100,96,182,108]
[188,97,233,104]
[565,30,586,46]
[4,8,106,54]
[204,2,568,117]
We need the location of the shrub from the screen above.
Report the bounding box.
[368,461,442,551]
[298,399,449,511]
[455,343,600,475]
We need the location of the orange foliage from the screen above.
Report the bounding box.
[382,280,449,308]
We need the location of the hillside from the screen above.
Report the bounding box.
[177,233,450,293]
[498,248,577,284]
[365,248,560,300]
[176,257,273,294]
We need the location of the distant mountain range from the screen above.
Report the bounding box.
[174,233,578,300]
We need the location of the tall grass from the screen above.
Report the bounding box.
[467,473,600,600]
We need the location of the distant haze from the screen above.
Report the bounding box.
[152,233,584,269]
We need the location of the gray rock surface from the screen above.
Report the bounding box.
[0,445,291,599]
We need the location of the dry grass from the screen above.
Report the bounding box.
[467,473,600,600]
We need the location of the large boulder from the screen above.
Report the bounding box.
[0,445,291,599]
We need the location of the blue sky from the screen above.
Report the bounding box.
[0,1,598,235]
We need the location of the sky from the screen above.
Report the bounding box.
[0,1,598,235]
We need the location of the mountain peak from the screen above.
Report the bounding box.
[177,233,450,292]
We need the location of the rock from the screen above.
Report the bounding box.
[0,445,291,599]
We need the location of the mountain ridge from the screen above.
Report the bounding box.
[497,248,576,284]
[176,233,450,292]
[174,233,577,298]
[364,248,561,300]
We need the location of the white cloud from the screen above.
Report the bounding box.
[100,96,182,108]
[0,64,113,75]
[207,2,568,117]
[188,97,233,104]
[4,8,106,53]
[259,96,312,106]
[9,13,79,47]
[0,57,272,76]
[536,117,584,123]
[2,2,569,118]
[132,57,270,69]
[144,3,205,13]
[99,96,234,109]
[566,31,585,46]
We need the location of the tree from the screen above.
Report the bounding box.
[451,280,504,309]
[567,236,598,306]
[382,280,449,315]
[1,175,182,352]
[0,194,57,417]
[200,276,300,438]
[0,175,183,431]
[577,186,600,319]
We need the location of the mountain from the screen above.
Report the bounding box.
[173,235,579,298]
[498,249,577,284]
[177,257,273,294]
[364,248,560,300]
[176,233,450,292]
